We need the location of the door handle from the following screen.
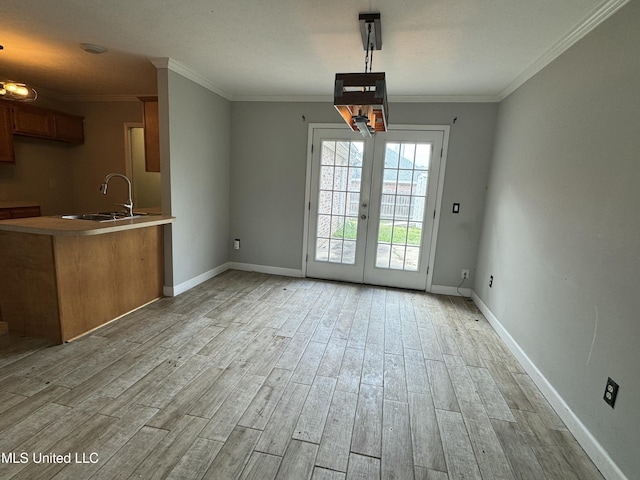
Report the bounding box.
[362,203,368,208]
[361,214,367,220]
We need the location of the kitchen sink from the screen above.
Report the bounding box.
[61,212,150,222]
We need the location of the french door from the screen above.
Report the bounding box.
[305,127,445,290]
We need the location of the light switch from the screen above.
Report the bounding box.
[453,203,460,213]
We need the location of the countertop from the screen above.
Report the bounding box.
[0,213,175,236]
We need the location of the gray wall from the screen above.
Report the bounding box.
[474,2,640,477]
[230,101,498,287]
[159,68,231,290]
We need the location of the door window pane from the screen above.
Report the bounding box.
[315,140,364,265]
[375,142,432,271]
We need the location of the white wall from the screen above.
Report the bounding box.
[474,2,640,477]
[157,67,231,294]
[230,101,498,287]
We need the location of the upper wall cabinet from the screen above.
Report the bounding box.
[12,103,84,144]
[0,103,14,163]
[0,101,84,163]
[138,96,160,172]
[52,111,85,143]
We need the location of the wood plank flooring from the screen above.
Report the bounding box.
[0,270,604,479]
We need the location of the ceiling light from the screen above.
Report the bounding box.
[81,43,107,54]
[334,13,388,136]
[0,45,37,102]
[0,79,38,101]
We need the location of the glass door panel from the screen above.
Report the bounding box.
[306,129,373,284]
[363,130,443,290]
[374,142,430,272]
[307,127,444,290]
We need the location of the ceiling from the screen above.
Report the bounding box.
[0,0,626,102]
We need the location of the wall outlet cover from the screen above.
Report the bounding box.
[603,377,619,408]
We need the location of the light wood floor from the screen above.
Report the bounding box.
[0,270,603,480]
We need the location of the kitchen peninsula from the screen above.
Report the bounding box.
[0,214,174,343]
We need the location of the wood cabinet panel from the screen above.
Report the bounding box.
[0,225,163,343]
[0,231,62,342]
[52,112,84,143]
[139,96,160,172]
[8,101,84,144]
[13,104,53,137]
[0,103,15,163]
[0,210,11,220]
[54,227,163,341]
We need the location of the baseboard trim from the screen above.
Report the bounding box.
[430,285,471,297]
[470,290,627,480]
[228,262,303,278]
[163,263,231,297]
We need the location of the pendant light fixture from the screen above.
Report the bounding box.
[334,13,388,137]
[0,45,38,102]
[0,79,38,101]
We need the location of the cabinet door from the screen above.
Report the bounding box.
[12,104,53,137]
[0,104,15,163]
[53,112,84,143]
[139,97,160,172]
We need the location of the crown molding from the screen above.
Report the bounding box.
[232,94,499,103]
[57,94,151,102]
[233,95,330,103]
[390,95,499,103]
[498,0,629,100]
[150,57,232,100]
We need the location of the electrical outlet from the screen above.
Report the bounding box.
[489,275,493,288]
[603,377,619,408]
[234,239,240,250]
[461,269,469,279]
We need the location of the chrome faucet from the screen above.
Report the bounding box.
[99,173,133,216]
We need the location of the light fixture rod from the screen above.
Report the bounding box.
[359,13,382,50]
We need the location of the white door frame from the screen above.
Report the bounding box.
[302,123,450,292]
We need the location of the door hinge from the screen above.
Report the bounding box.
[433,210,436,219]
[311,144,314,154]
[440,148,443,158]
[308,201,311,210]
[427,265,430,274]
[306,254,308,262]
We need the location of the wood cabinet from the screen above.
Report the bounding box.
[52,111,85,143]
[139,96,160,172]
[0,225,164,343]
[0,206,41,219]
[12,103,53,137]
[0,103,15,163]
[12,103,84,144]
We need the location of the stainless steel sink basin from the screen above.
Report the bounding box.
[61,212,150,222]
